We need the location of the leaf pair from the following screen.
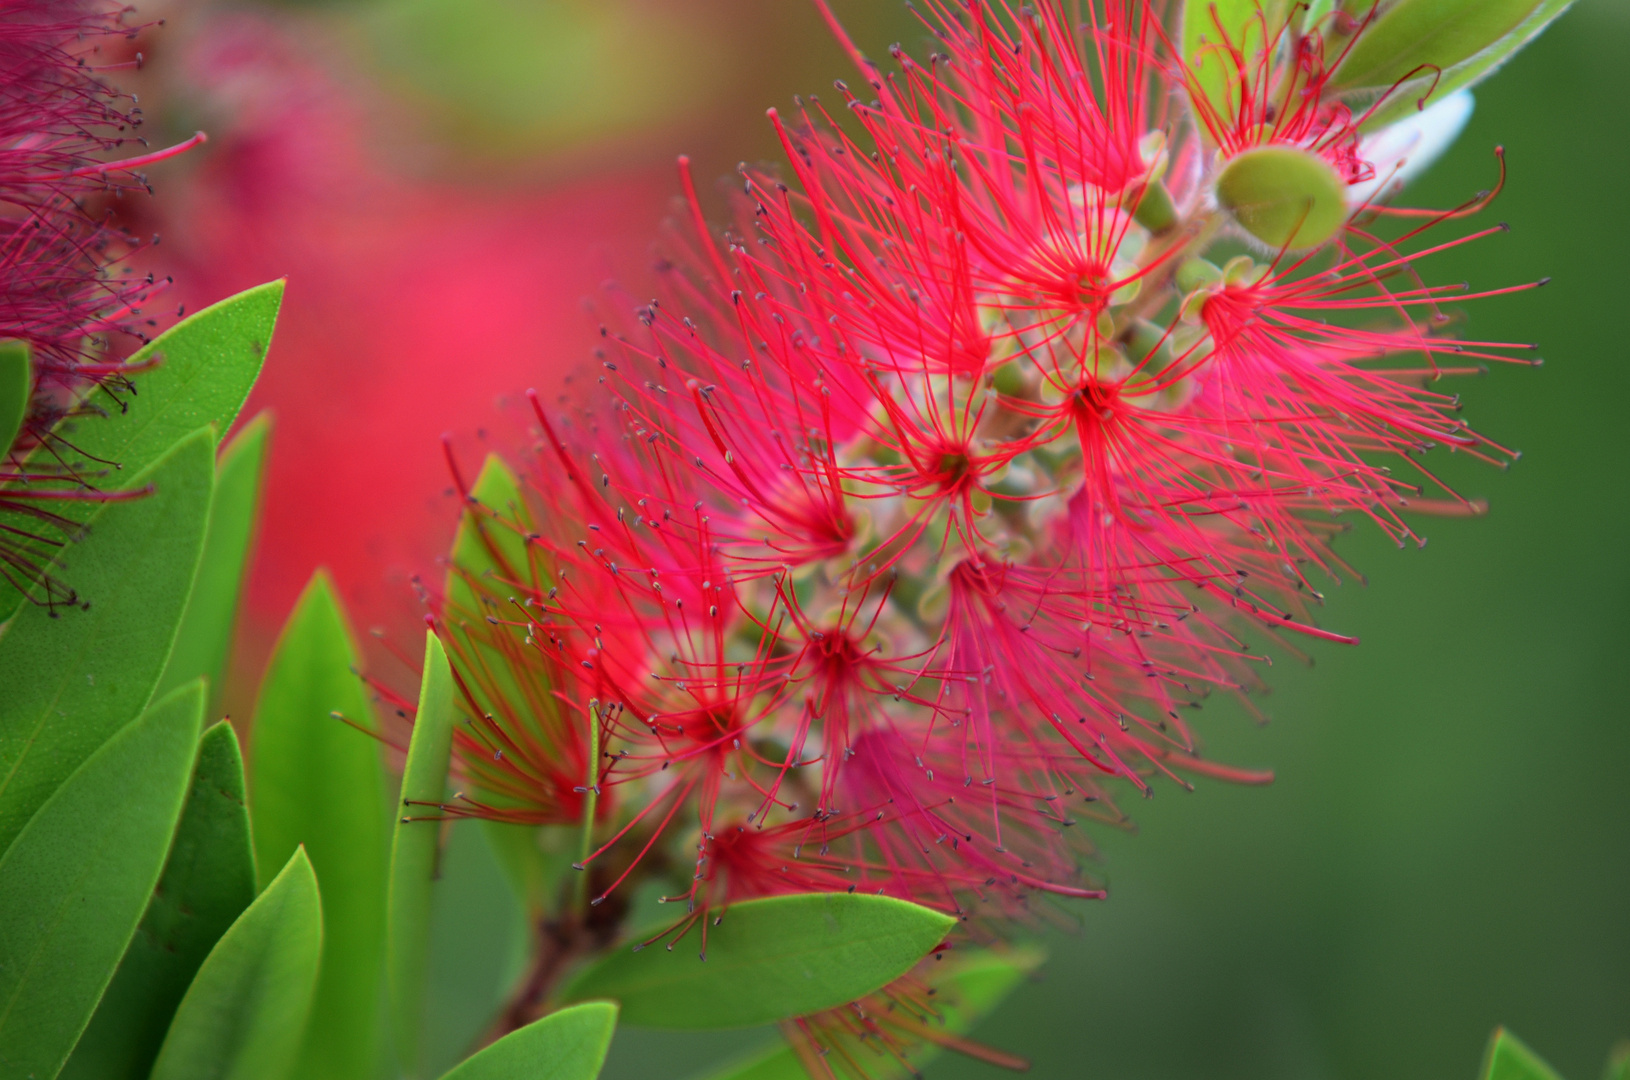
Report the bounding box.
[0,282,285,1079]
[0,281,281,618]
[0,683,206,1078]
[249,572,391,1080]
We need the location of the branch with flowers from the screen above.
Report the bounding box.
[0,1,1619,1079]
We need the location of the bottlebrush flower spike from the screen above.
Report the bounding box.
[0,0,203,605]
[415,0,1546,924]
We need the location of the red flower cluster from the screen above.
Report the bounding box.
[424,0,1538,923]
[0,0,201,602]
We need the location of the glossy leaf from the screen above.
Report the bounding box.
[698,947,1043,1080]
[563,894,955,1030]
[1340,0,1577,129]
[1216,144,1349,249]
[0,341,27,455]
[250,571,389,1080]
[0,427,214,857]
[388,632,459,1078]
[1480,1028,1566,1080]
[158,411,272,711]
[437,1002,617,1080]
[62,721,258,1080]
[149,847,323,1080]
[0,281,282,613]
[1181,0,1290,129]
[0,680,204,1079]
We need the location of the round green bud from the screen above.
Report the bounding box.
[1215,145,1349,250]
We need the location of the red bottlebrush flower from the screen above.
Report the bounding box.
[0,0,201,602]
[419,0,1541,922]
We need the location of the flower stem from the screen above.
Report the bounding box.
[573,699,601,915]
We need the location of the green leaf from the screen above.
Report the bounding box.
[1480,1028,1566,1080]
[62,721,258,1080]
[0,426,214,857]
[1181,0,1290,131]
[149,847,324,1080]
[444,454,536,760]
[443,455,560,915]
[1337,0,1577,128]
[0,680,204,1079]
[249,570,390,1080]
[158,411,272,713]
[422,821,532,1077]
[482,819,562,919]
[1216,144,1349,249]
[389,632,459,1078]
[697,947,1043,1080]
[0,281,282,614]
[562,894,956,1030]
[437,1002,617,1080]
[0,341,28,456]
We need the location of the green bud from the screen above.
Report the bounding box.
[1124,319,1171,368]
[1129,181,1178,234]
[990,358,1030,399]
[1175,257,1223,294]
[1335,0,1577,126]
[1215,145,1348,250]
[0,341,31,456]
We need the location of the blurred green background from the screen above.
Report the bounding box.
[147,0,1628,1076]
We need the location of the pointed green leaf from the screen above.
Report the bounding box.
[1480,1028,1566,1080]
[444,455,559,915]
[445,454,536,766]
[1338,0,1577,128]
[0,427,214,857]
[697,947,1043,1080]
[0,680,204,1079]
[0,281,282,613]
[1336,0,1549,90]
[159,411,272,712]
[61,720,258,1080]
[0,341,28,456]
[149,847,323,1080]
[437,1002,617,1080]
[389,632,459,1078]
[1182,0,1290,131]
[1216,144,1349,249]
[250,571,389,1080]
[562,894,955,1030]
